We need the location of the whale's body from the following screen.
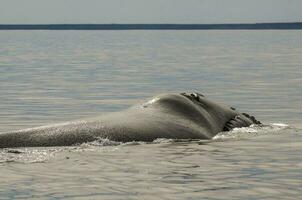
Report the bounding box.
[0,93,260,148]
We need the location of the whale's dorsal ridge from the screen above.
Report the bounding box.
[0,92,262,148]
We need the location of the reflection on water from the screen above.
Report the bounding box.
[0,30,301,199]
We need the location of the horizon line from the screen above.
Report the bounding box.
[1,22,302,30]
[1,22,302,25]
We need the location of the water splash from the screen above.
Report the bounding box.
[213,123,291,141]
[80,137,122,147]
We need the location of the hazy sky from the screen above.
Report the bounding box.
[0,0,301,24]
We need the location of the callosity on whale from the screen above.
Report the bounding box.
[0,93,261,148]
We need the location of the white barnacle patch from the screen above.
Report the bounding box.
[142,97,160,108]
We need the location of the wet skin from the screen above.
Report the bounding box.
[0,93,260,148]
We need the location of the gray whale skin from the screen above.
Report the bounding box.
[0,93,261,148]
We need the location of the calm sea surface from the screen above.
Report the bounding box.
[0,30,301,199]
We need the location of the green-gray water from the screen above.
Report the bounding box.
[0,30,301,199]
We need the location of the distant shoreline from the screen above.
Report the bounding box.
[0,22,302,30]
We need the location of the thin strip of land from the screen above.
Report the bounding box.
[0,22,302,30]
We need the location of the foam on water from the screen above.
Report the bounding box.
[213,123,291,140]
[80,137,122,147]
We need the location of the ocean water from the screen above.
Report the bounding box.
[0,30,301,199]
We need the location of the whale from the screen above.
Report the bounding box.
[0,92,261,148]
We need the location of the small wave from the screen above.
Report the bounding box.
[213,123,291,141]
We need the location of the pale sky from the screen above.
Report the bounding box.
[0,0,301,24]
